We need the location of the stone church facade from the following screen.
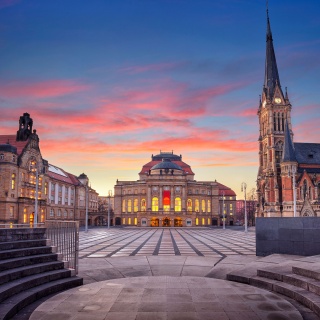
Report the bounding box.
[114,152,236,227]
[256,11,320,217]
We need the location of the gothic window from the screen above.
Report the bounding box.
[141,199,146,212]
[207,200,211,213]
[195,199,199,213]
[152,197,159,212]
[275,141,283,165]
[303,180,307,199]
[187,199,192,212]
[175,197,181,212]
[134,198,138,212]
[277,113,281,131]
[11,173,16,190]
[273,113,276,131]
[201,199,206,213]
[281,113,285,131]
[127,199,132,213]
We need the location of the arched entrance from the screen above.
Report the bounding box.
[115,217,121,226]
[211,218,218,226]
[151,217,159,227]
[174,217,182,227]
[162,217,171,227]
[94,216,106,226]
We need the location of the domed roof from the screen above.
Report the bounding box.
[151,158,182,171]
[0,143,17,154]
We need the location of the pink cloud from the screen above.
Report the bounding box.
[0,80,91,98]
[120,61,186,74]
[0,0,20,9]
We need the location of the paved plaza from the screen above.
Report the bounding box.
[79,227,256,259]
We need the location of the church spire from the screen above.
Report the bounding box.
[264,9,281,98]
[282,120,296,162]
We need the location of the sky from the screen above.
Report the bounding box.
[0,0,319,199]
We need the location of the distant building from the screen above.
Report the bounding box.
[256,11,320,217]
[236,200,257,226]
[0,113,99,226]
[114,152,236,227]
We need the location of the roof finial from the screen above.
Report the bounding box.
[285,86,289,100]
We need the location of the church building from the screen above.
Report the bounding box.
[256,11,320,217]
[114,152,236,227]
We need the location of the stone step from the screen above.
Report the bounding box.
[0,269,71,303]
[0,261,65,285]
[0,246,53,260]
[0,276,83,320]
[0,239,48,251]
[0,253,60,272]
[293,266,320,281]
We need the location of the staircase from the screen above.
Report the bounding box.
[227,255,320,318]
[0,228,83,320]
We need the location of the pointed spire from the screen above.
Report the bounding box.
[264,9,281,98]
[282,120,296,162]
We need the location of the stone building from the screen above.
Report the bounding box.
[0,113,99,226]
[256,11,320,217]
[114,152,236,227]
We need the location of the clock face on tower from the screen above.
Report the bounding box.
[274,97,282,104]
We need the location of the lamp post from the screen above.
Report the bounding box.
[288,166,297,217]
[85,182,89,232]
[34,166,39,227]
[108,190,112,229]
[241,182,247,233]
[222,191,225,230]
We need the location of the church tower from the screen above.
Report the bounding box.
[16,112,33,142]
[256,10,294,217]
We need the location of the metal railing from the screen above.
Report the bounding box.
[45,221,79,274]
[0,223,45,228]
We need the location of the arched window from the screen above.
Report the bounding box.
[64,210,67,217]
[207,200,211,213]
[50,209,54,217]
[122,199,126,213]
[175,197,181,212]
[58,209,61,217]
[134,199,138,212]
[281,113,285,131]
[273,112,277,131]
[152,197,159,212]
[275,140,283,165]
[201,199,205,213]
[195,199,199,213]
[187,199,192,212]
[141,199,146,212]
[127,199,132,213]
[303,180,307,200]
[11,173,16,190]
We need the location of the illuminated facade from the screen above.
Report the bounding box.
[114,152,236,227]
[256,12,320,217]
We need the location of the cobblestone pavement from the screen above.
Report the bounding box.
[79,227,256,259]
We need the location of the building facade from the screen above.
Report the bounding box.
[114,152,236,227]
[256,12,320,217]
[0,113,100,226]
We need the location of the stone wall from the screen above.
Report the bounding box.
[0,228,46,242]
[256,217,320,256]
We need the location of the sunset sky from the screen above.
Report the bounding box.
[1,0,319,198]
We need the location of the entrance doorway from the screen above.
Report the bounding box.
[115,217,121,226]
[212,218,218,226]
[174,217,182,227]
[151,218,159,227]
[162,217,171,227]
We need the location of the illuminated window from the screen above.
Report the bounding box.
[11,173,16,190]
[175,197,181,212]
[195,218,199,226]
[122,218,126,225]
[152,197,159,212]
[134,199,138,212]
[230,204,233,210]
[128,217,131,225]
[9,206,14,218]
[208,218,210,225]
[201,199,205,213]
[187,199,192,212]
[163,191,170,212]
[202,218,205,225]
[195,199,199,212]
[122,200,126,213]
[45,182,48,195]
[141,199,146,211]
[207,200,211,213]
[134,217,137,225]
[24,214,27,223]
[41,209,45,222]
[127,199,132,213]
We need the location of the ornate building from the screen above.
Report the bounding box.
[256,11,320,217]
[114,152,236,227]
[0,113,100,226]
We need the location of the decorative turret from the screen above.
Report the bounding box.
[282,120,296,163]
[16,113,33,141]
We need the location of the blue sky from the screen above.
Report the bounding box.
[0,0,319,198]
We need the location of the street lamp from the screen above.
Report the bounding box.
[241,182,247,233]
[108,190,112,229]
[222,191,225,230]
[288,166,297,217]
[30,160,41,227]
[85,182,89,232]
